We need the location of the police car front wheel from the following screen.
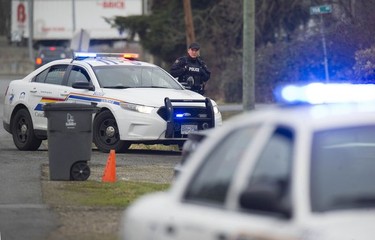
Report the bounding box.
[93,110,131,153]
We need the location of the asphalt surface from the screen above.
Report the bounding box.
[0,76,58,240]
[0,75,249,239]
[0,76,182,239]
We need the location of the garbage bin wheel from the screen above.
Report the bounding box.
[93,110,131,153]
[70,161,90,181]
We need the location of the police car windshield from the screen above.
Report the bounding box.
[93,65,182,89]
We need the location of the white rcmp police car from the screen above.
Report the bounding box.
[120,83,375,240]
[3,52,222,152]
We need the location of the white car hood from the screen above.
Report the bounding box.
[304,210,375,240]
[101,88,208,107]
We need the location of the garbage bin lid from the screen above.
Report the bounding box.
[43,102,99,112]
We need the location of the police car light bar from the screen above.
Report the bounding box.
[74,52,97,59]
[74,52,139,60]
[278,83,375,104]
[122,53,139,59]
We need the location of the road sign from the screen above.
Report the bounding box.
[310,4,332,15]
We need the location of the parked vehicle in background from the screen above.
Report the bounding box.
[11,0,143,46]
[120,83,375,240]
[35,46,73,69]
[3,52,222,153]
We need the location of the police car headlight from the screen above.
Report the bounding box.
[120,102,154,114]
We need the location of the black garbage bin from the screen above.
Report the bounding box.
[43,102,99,181]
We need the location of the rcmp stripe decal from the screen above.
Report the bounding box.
[67,94,103,103]
[67,93,121,105]
[40,97,63,103]
[34,97,64,111]
[34,93,122,111]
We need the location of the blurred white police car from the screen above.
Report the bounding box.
[173,128,213,178]
[120,83,375,240]
[3,52,222,152]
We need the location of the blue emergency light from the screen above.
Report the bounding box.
[74,52,139,60]
[73,52,97,60]
[277,83,375,104]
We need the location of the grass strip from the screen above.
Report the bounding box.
[44,180,170,208]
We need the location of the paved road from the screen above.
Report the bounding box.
[0,76,181,239]
[0,75,266,239]
[0,76,58,240]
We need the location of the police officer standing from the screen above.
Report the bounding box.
[170,42,211,95]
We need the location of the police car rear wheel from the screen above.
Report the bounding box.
[11,108,42,151]
[93,110,130,153]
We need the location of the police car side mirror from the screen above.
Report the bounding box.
[72,81,95,91]
[239,184,292,219]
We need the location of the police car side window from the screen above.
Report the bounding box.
[34,68,49,83]
[44,65,68,85]
[183,126,258,207]
[67,66,90,87]
[243,127,294,216]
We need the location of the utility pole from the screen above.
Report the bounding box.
[320,14,330,83]
[182,0,195,47]
[72,0,76,33]
[242,0,255,110]
[310,4,332,83]
[28,0,34,61]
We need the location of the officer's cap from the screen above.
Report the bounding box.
[188,42,200,50]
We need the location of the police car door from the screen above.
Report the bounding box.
[165,126,257,240]
[60,65,97,105]
[30,64,69,131]
[165,124,298,240]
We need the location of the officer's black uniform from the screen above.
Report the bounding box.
[170,43,211,95]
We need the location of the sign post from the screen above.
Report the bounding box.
[310,4,332,83]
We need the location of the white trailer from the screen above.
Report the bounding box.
[11,0,143,44]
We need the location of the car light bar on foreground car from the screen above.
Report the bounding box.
[277,83,375,104]
[74,52,139,60]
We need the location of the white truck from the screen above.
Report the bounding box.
[11,0,144,46]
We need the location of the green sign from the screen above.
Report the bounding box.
[310,5,332,15]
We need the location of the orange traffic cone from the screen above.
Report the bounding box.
[102,149,117,182]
